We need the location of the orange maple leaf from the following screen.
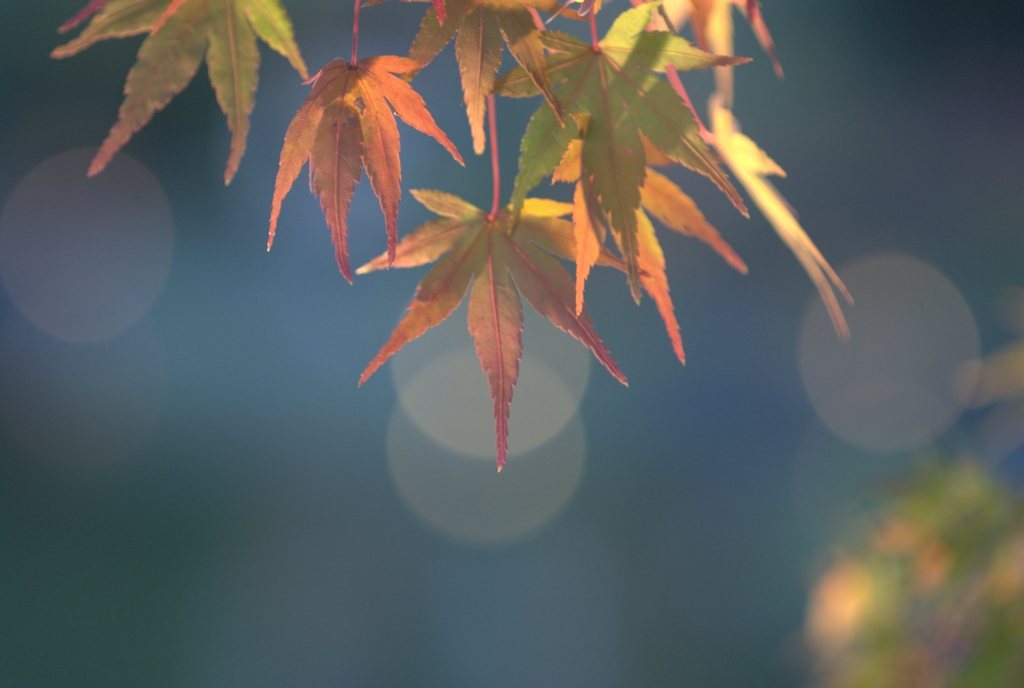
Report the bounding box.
[357,191,626,469]
[553,132,747,365]
[268,56,464,280]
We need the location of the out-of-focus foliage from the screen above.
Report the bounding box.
[806,461,1024,688]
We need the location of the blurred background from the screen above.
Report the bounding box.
[0,0,1022,686]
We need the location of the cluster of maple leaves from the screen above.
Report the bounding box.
[54,0,850,470]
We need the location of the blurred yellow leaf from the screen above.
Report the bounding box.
[710,100,852,338]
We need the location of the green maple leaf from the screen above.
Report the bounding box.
[495,2,748,301]
[368,0,582,155]
[52,0,308,183]
[356,190,627,470]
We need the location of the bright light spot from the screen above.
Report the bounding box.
[0,318,167,469]
[805,558,874,657]
[799,253,980,452]
[392,301,590,458]
[386,404,585,544]
[0,148,174,342]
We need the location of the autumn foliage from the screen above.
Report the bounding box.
[53,0,851,469]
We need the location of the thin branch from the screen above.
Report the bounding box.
[352,0,361,64]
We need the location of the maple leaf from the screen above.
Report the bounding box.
[367,0,585,156]
[267,56,464,281]
[660,0,850,336]
[356,190,627,470]
[58,0,113,33]
[653,0,780,93]
[637,0,848,335]
[552,130,747,363]
[709,100,851,335]
[495,2,748,303]
[52,0,308,184]
[661,0,780,78]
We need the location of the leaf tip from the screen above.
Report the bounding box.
[58,0,110,34]
[359,353,387,387]
[602,353,628,387]
[448,142,466,167]
[268,214,281,252]
[840,283,854,307]
[86,156,107,178]
[387,238,397,267]
[333,242,354,283]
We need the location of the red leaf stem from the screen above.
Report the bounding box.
[488,93,500,218]
[352,0,361,64]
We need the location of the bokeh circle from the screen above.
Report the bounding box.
[392,302,590,458]
[0,148,174,342]
[387,404,585,544]
[799,253,980,452]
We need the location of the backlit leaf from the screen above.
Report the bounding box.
[548,123,745,362]
[640,166,747,274]
[358,192,626,469]
[710,99,851,338]
[268,56,464,280]
[496,2,747,301]
[657,0,849,337]
[401,0,576,156]
[633,209,685,364]
[52,0,308,183]
[58,0,113,33]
